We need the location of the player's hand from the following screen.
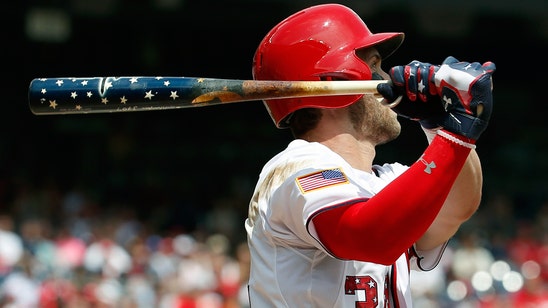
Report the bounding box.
[377,60,445,121]
[431,56,496,140]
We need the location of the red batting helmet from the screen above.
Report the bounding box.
[252,3,405,128]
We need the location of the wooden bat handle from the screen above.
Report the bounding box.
[28,77,388,115]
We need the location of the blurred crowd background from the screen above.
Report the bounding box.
[4,0,548,307]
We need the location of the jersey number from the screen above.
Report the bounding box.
[345,275,389,308]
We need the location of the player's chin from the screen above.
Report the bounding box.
[381,116,401,140]
[385,105,398,119]
[377,124,401,145]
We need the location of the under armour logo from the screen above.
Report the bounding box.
[419,155,436,174]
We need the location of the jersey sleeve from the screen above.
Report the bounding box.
[267,156,408,254]
[268,165,362,250]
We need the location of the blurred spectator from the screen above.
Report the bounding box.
[0,215,23,275]
[20,218,57,280]
[506,222,539,267]
[0,266,40,307]
[509,273,548,306]
[53,227,87,275]
[149,236,181,284]
[452,231,496,282]
[174,234,220,307]
[39,276,80,308]
[449,230,496,302]
[82,219,132,279]
[125,274,157,308]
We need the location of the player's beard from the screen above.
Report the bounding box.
[348,95,401,145]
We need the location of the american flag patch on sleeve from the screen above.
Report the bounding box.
[296,168,349,193]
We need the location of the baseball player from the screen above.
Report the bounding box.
[244,3,495,308]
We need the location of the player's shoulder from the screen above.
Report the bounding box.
[265,140,343,168]
[259,140,349,181]
[285,139,333,156]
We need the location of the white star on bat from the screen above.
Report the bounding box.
[155,77,163,80]
[41,88,46,94]
[144,91,155,100]
[129,77,138,84]
[120,96,127,104]
[87,91,93,98]
[102,98,108,104]
[170,91,179,100]
[56,80,64,86]
[71,92,78,99]
[49,100,57,109]
[81,80,88,86]
[164,80,170,86]
[76,105,82,110]
[104,81,113,90]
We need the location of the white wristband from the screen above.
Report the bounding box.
[437,130,476,149]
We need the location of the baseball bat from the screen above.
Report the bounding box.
[28,76,388,115]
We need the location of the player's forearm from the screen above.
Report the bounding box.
[416,150,482,250]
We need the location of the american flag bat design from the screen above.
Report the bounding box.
[28,76,387,115]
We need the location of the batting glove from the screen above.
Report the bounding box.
[431,56,496,140]
[377,60,445,121]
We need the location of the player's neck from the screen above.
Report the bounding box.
[320,134,376,173]
[303,117,376,173]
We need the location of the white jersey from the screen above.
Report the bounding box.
[245,139,446,308]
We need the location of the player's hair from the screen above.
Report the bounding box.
[289,108,322,138]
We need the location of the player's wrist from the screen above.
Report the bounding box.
[421,125,441,144]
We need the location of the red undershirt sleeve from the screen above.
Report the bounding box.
[312,130,475,265]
